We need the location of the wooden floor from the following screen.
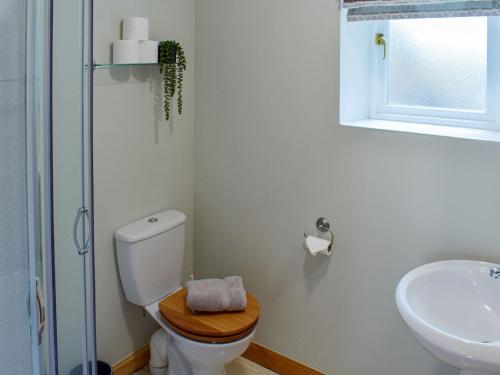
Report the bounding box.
[133,357,278,375]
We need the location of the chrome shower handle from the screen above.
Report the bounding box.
[73,207,90,255]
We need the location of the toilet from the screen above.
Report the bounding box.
[115,210,259,375]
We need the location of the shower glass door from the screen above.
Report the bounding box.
[1,0,56,374]
[52,0,96,373]
[0,0,35,373]
[26,0,51,373]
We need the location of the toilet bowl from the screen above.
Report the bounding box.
[146,295,257,375]
[114,210,259,375]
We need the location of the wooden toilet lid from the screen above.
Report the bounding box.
[159,288,259,340]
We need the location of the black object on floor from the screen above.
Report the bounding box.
[69,361,112,375]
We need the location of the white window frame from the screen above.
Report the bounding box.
[369,17,500,131]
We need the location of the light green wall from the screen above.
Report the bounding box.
[194,1,500,374]
[93,0,195,365]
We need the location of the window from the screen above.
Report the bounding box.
[372,17,499,129]
[339,14,500,141]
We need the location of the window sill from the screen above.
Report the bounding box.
[340,119,500,143]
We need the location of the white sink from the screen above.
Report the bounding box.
[396,260,500,375]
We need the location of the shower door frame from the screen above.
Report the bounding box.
[80,0,98,372]
[86,0,98,370]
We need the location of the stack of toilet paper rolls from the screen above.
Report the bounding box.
[113,17,159,64]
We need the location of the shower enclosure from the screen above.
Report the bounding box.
[0,0,96,373]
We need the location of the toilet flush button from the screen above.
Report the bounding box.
[148,218,159,223]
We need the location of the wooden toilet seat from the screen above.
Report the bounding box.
[159,288,260,344]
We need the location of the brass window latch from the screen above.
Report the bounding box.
[375,33,387,59]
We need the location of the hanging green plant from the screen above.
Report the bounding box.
[158,40,187,121]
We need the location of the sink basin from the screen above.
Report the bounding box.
[396,260,500,375]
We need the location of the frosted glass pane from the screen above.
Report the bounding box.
[388,17,487,111]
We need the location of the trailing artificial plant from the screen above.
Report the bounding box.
[158,40,187,121]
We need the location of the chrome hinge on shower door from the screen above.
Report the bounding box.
[73,207,91,255]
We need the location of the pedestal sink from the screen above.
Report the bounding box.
[396,260,500,375]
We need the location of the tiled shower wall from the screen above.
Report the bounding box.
[0,0,32,374]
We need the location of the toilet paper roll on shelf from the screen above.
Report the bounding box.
[113,40,140,64]
[139,41,159,63]
[123,17,149,41]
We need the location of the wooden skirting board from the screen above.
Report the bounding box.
[112,344,150,375]
[112,341,325,375]
[242,342,326,375]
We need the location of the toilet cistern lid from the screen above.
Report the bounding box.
[114,210,186,243]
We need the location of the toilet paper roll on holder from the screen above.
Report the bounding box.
[304,218,334,256]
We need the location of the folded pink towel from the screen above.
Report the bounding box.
[186,276,247,313]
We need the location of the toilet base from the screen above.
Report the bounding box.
[166,332,232,375]
[181,366,226,375]
[150,368,167,375]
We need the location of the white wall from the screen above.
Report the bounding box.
[93,0,195,365]
[194,1,500,374]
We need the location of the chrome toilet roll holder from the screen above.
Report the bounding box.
[304,217,334,252]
